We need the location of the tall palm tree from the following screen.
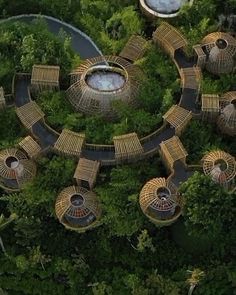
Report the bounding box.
[187,268,205,295]
[0,213,17,254]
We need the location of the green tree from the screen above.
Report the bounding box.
[161,88,174,113]
[181,120,225,163]
[0,20,74,77]
[20,34,37,70]
[136,229,156,253]
[187,268,205,295]
[180,172,236,238]
[0,108,26,149]
[146,272,181,295]
[0,213,17,253]
[101,6,143,53]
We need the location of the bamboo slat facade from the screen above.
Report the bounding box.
[74,158,100,190]
[160,136,188,171]
[180,67,201,90]
[18,136,41,159]
[201,94,220,122]
[218,91,236,136]
[0,87,5,109]
[193,44,206,68]
[119,35,148,62]
[55,185,102,232]
[0,148,36,191]
[67,56,143,119]
[139,177,181,226]
[113,133,144,163]
[31,65,60,91]
[54,129,85,157]
[16,101,45,129]
[202,150,235,187]
[201,32,236,75]
[163,105,192,136]
[153,22,187,58]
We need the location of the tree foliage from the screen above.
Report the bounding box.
[0,0,235,294]
[180,172,236,240]
[181,120,226,164]
[0,19,74,90]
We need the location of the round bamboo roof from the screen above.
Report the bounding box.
[139,177,181,225]
[66,56,142,119]
[218,93,236,136]
[202,150,236,185]
[0,148,36,191]
[201,32,236,75]
[55,186,102,231]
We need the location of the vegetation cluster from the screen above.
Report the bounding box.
[0,0,235,294]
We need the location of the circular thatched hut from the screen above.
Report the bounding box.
[218,92,236,136]
[139,177,181,226]
[55,186,102,232]
[66,56,142,119]
[201,32,236,75]
[0,148,36,191]
[202,150,235,187]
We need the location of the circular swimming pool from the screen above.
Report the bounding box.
[85,66,126,92]
[145,0,187,14]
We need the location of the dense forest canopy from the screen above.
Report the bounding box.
[0,19,74,91]
[0,0,235,294]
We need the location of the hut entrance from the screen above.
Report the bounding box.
[216,38,227,49]
[81,180,90,190]
[215,159,228,171]
[156,187,171,200]
[5,156,19,169]
[70,194,84,207]
[231,99,236,107]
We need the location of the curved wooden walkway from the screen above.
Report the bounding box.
[11,16,203,187]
